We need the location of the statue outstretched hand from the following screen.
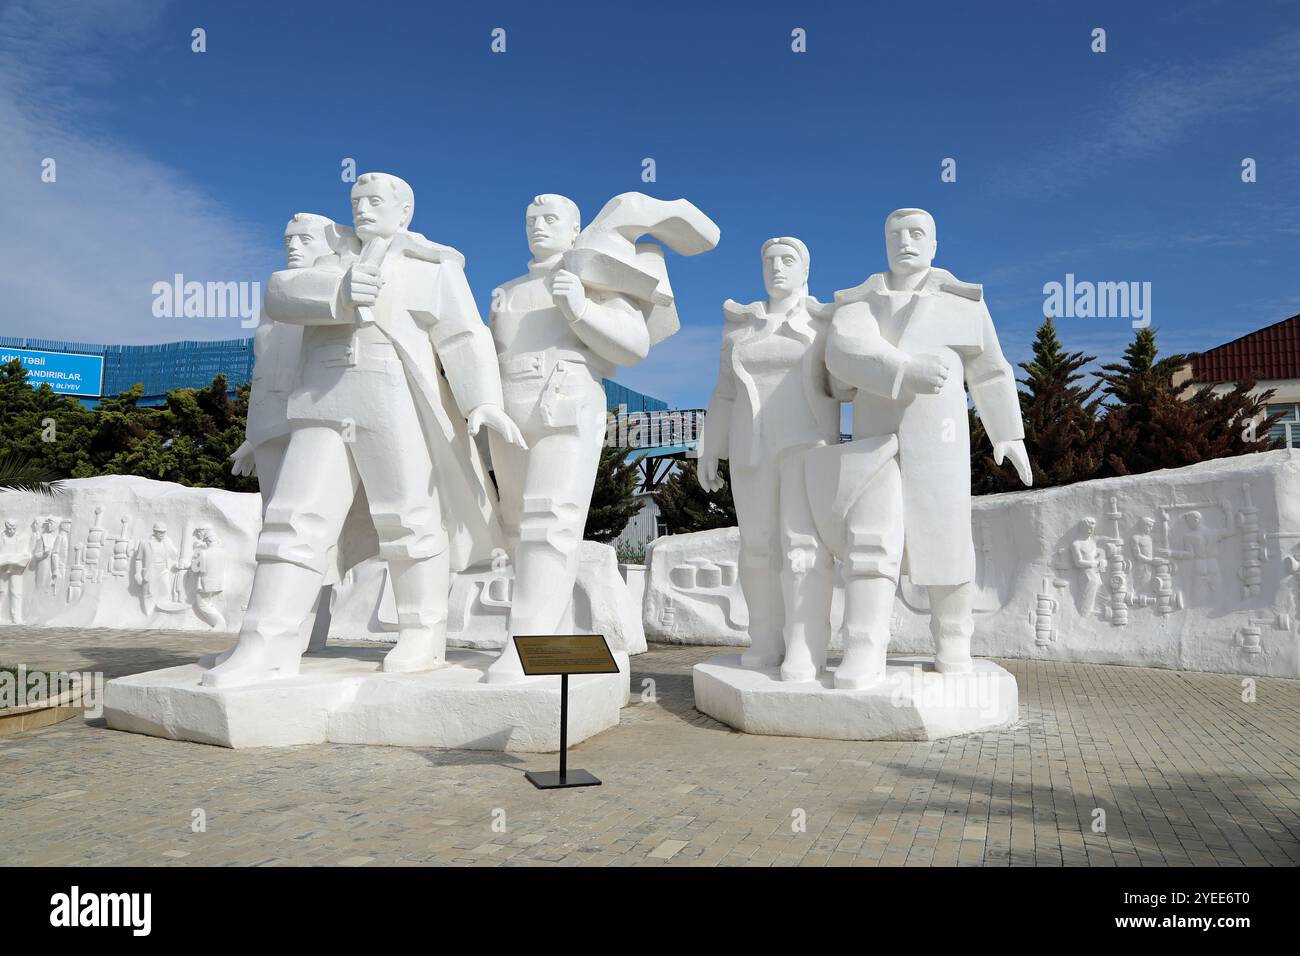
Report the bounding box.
[994,439,1032,486]
[230,440,257,477]
[468,404,529,450]
[698,454,725,493]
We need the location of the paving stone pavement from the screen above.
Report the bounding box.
[1,627,1298,867]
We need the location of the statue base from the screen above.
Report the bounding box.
[104,646,630,752]
[692,654,1018,741]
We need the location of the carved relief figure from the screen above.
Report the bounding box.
[189,526,226,630]
[132,521,179,615]
[1130,516,1157,595]
[32,516,57,595]
[0,519,35,624]
[1164,510,1235,604]
[1070,517,1105,616]
[52,518,71,598]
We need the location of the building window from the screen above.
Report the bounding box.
[1267,403,1300,448]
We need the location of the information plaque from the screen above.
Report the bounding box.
[513,634,620,677]
[513,634,618,790]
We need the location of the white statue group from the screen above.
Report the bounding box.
[205,171,1030,697]
[698,210,1032,688]
[206,174,719,688]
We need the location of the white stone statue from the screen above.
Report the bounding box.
[823,208,1031,679]
[0,518,35,624]
[132,521,179,615]
[697,237,846,675]
[202,172,524,688]
[231,213,360,487]
[484,192,718,683]
[226,212,365,654]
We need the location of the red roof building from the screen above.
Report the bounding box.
[1188,313,1300,383]
[1185,313,1300,448]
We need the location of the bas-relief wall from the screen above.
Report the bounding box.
[648,450,1300,678]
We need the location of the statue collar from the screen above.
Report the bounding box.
[527,253,564,277]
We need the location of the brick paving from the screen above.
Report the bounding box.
[1,627,1297,866]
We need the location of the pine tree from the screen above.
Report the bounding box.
[0,361,257,492]
[583,444,643,543]
[980,317,1106,491]
[653,458,737,533]
[969,408,1000,496]
[1098,327,1279,476]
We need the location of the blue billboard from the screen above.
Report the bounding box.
[1,346,104,397]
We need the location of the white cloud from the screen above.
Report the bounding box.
[0,0,265,345]
[998,27,1300,196]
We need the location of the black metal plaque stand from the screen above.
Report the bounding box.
[524,673,601,789]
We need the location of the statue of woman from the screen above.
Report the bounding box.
[698,237,847,679]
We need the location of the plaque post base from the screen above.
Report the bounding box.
[525,768,602,789]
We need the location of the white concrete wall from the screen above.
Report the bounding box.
[0,476,647,654]
[645,449,1300,678]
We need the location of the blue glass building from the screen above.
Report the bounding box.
[0,336,666,412]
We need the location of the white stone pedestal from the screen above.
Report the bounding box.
[692,654,1018,741]
[104,647,630,752]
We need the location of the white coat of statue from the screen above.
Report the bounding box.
[222,212,368,657]
[698,237,847,678]
[202,172,524,688]
[484,192,719,683]
[231,213,360,489]
[822,208,1032,682]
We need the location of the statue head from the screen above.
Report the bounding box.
[1185,511,1202,529]
[525,194,580,259]
[42,517,55,532]
[1139,517,1155,532]
[1083,517,1096,535]
[152,521,167,539]
[884,208,937,276]
[3,520,15,535]
[59,519,71,532]
[283,213,334,269]
[761,237,810,300]
[351,173,414,241]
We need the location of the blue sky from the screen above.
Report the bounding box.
[2,0,1298,409]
